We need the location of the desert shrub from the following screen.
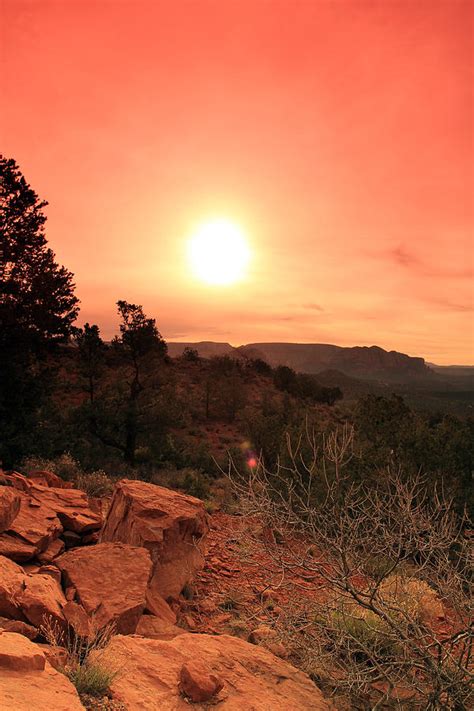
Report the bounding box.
[41,617,119,701]
[65,660,118,698]
[326,605,402,663]
[227,424,473,710]
[75,470,115,497]
[362,554,396,581]
[21,452,82,481]
[378,574,444,626]
[180,468,210,500]
[181,347,200,362]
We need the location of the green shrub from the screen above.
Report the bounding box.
[329,607,401,663]
[362,555,396,580]
[180,469,210,500]
[65,660,118,698]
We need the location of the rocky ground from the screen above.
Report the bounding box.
[0,470,332,710]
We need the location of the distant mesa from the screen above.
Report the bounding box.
[167,341,433,383]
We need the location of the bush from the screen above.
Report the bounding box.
[41,616,119,702]
[378,574,444,626]
[75,470,115,498]
[180,469,210,500]
[328,605,401,664]
[21,452,82,481]
[65,660,118,698]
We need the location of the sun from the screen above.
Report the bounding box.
[188,219,250,285]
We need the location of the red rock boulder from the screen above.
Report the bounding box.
[101,480,208,600]
[0,486,21,533]
[103,632,331,710]
[0,473,102,562]
[0,555,27,619]
[16,572,67,630]
[0,631,84,710]
[56,542,152,633]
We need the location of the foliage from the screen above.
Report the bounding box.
[21,452,83,481]
[21,453,115,496]
[273,365,342,405]
[75,470,115,497]
[0,155,79,348]
[178,468,210,499]
[0,156,78,467]
[181,346,200,362]
[87,301,168,465]
[228,426,473,710]
[75,324,106,403]
[41,616,119,701]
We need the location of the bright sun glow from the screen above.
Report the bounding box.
[188,219,250,285]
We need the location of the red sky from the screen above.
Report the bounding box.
[1,0,472,364]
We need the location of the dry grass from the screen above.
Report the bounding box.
[41,616,120,700]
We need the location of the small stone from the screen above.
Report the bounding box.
[180,660,224,702]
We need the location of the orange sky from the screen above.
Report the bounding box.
[1,0,473,364]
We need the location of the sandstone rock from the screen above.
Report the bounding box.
[0,473,102,562]
[36,642,69,670]
[0,617,38,640]
[37,538,65,564]
[0,630,45,671]
[0,486,21,532]
[266,641,288,658]
[39,564,62,584]
[0,632,84,710]
[180,660,224,702]
[0,493,62,562]
[0,471,32,493]
[56,542,152,633]
[104,633,331,710]
[16,573,67,629]
[28,470,70,489]
[82,531,100,545]
[62,601,92,637]
[136,614,186,640]
[22,562,41,574]
[145,588,177,623]
[29,485,102,535]
[101,479,208,600]
[0,554,26,619]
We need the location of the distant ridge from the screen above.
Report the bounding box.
[166,340,433,383]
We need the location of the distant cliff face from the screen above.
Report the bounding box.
[238,343,430,382]
[166,340,431,382]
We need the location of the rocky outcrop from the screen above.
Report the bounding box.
[0,555,26,619]
[0,472,102,562]
[0,486,21,532]
[103,633,331,710]
[0,492,63,561]
[27,470,72,489]
[136,614,185,640]
[56,542,152,633]
[0,631,84,710]
[101,480,208,600]
[16,572,67,629]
